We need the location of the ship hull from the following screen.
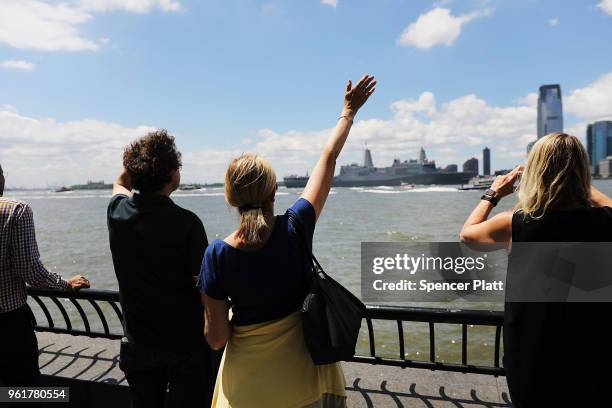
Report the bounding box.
[284,173,470,188]
[400,172,472,185]
[285,178,403,188]
[332,177,403,187]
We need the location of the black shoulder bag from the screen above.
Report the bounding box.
[289,213,366,365]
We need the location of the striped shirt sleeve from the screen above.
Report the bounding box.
[10,203,71,290]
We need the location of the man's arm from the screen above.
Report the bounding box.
[113,169,133,197]
[11,203,89,290]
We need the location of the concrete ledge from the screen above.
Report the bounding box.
[37,332,511,407]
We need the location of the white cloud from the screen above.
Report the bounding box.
[0,60,36,71]
[79,0,181,13]
[397,7,492,49]
[1,104,19,113]
[0,0,181,52]
[0,1,100,51]
[0,108,155,187]
[320,0,338,7]
[566,71,612,121]
[598,0,612,15]
[391,92,437,117]
[548,17,559,27]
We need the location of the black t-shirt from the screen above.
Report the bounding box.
[504,207,612,407]
[107,193,208,348]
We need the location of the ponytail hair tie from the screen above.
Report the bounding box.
[239,203,263,212]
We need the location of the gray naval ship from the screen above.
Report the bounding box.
[284,147,473,188]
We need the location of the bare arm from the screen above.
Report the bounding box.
[460,204,513,243]
[113,169,133,197]
[590,186,612,208]
[460,166,522,244]
[302,75,376,220]
[202,294,231,351]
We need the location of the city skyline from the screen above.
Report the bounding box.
[1,0,612,187]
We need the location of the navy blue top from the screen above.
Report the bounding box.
[199,198,315,326]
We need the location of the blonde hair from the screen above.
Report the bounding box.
[516,132,591,219]
[225,154,277,245]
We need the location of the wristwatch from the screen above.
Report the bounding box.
[481,188,500,207]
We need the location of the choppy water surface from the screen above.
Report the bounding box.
[10,180,612,366]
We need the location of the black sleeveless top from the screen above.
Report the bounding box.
[504,206,612,407]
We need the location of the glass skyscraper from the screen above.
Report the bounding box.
[587,121,612,175]
[482,147,491,176]
[537,84,563,139]
[527,84,564,155]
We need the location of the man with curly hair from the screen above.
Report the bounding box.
[107,130,214,408]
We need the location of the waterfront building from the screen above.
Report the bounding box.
[598,156,612,178]
[463,157,479,176]
[587,121,612,175]
[443,164,458,172]
[483,147,491,176]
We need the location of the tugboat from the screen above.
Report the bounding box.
[179,184,200,191]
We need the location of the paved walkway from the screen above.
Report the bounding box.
[37,332,511,407]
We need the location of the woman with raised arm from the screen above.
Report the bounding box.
[459,132,612,407]
[199,75,375,408]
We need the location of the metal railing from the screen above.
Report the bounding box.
[355,304,504,376]
[27,288,505,376]
[28,288,123,340]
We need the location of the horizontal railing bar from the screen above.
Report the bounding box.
[364,304,503,325]
[27,288,120,302]
[27,289,504,325]
[349,356,505,376]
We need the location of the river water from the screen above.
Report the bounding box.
[9,179,612,366]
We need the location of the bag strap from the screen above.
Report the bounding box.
[287,212,323,277]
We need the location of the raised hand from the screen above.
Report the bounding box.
[491,165,524,198]
[301,74,377,221]
[343,74,376,119]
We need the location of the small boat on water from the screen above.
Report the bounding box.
[458,176,495,191]
[179,184,199,191]
[55,186,72,193]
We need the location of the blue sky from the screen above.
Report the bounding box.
[1,0,612,187]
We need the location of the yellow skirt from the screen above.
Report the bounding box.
[211,311,347,408]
